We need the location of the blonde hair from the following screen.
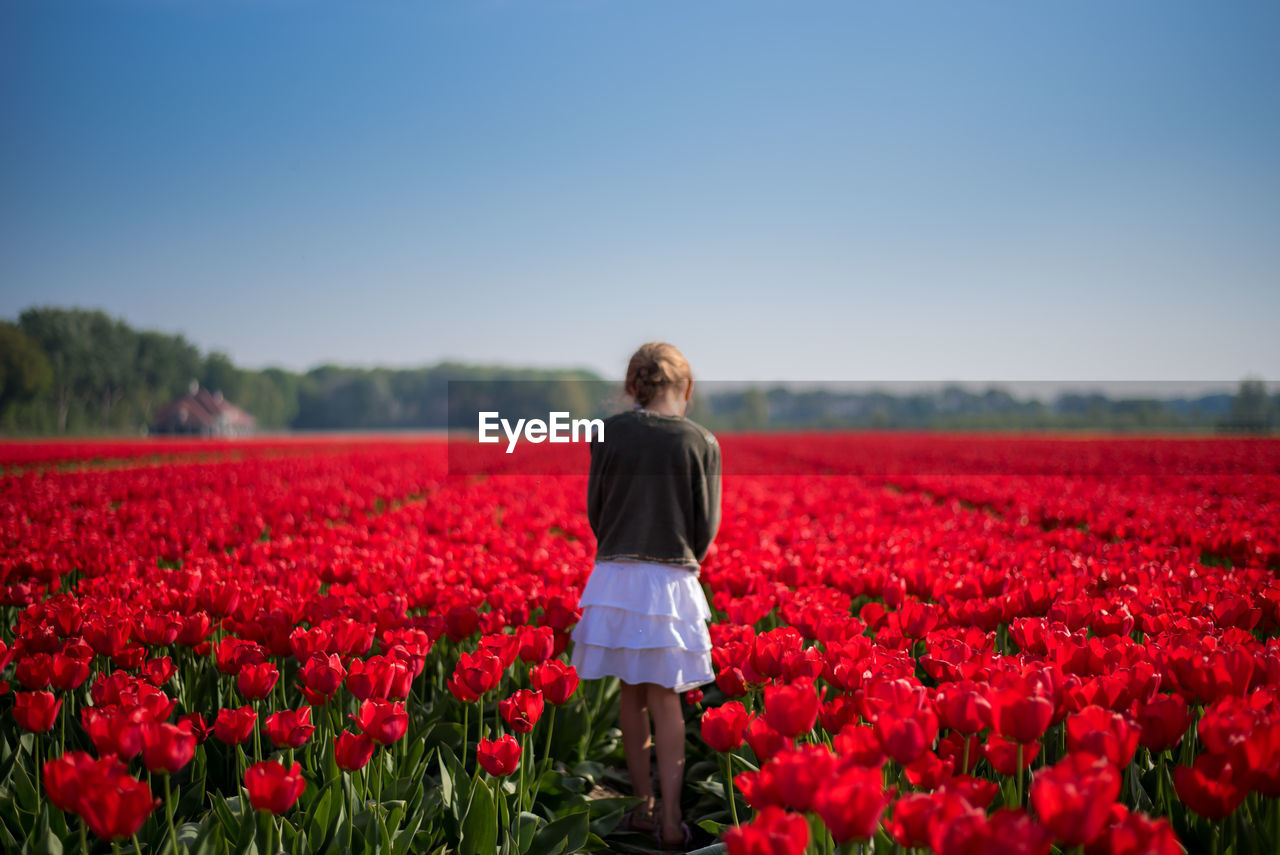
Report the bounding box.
[625,342,692,407]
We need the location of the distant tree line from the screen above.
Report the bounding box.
[697,382,1278,433]
[0,307,611,435]
[1,306,1276,436]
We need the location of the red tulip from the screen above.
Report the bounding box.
[78,771,159,840]
[888,792,935,848]
[982,734,1039,776]
[452,649,504,699]
[213,705,258,745]
[15,655,53,686]
[988,674,1055,745]
[245,760,306,814]
[834,724,886,768]
[875,705,938,765]
[517,625,555,664]
[701,701,749,753]
[1066,705,1139,768]
[1136,694,1190,753]
[236,661,279,700]
[82,706,145,761]
[745,714,790,764]
[498,689,544,734]
[334,731,376,771]
[14,690,61,733]
[42,750,100,814]
[1172,753,1247,820]
[763,679,819,738]
[177,712,212,744]
[1083,804,1182,855]
[349,698,408,745]
[142,657,176,687]
[50,653,91,691]
[754,744,835,812]
[716,666,749,698]
[477,734,522,776]
[347,654,412,701]
[724,804,809,855]
[811,762,889,843]
[925,790,988,855]
[299,653,346,701]
[1030,753,1121,846]
[984,808,1053,855]
[140,722,196,774]
[935,680,992,735]
[265,707,316,749]
[530,659,579,705]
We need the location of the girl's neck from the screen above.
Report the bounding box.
[637,388,687,417]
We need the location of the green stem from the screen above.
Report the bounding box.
[491,775,503,852]
[518,731,528,814]
[721,754,740,825]
[962,736,970,776]
[1014,743,1024,807]
[132,833,144,855]
[80,819,88,853]
[253,700,262,762]
[529,706,557,807]
[344,773,355,851]
[33,737,41,816]
[463,704,470,774]
[164,774,180,854]
[540,706,557,776]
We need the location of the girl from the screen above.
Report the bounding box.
[569,342,722,851]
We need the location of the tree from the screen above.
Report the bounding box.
[19,307,106,431]
[136,331,202,424]
[0,321,53,410]
[201,351,245,402]
[1224,377,1273,433]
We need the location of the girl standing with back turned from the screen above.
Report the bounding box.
[569,342,722,851]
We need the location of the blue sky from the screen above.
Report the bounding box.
[2,0,1278,386]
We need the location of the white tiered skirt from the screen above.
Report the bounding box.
[569,560,715,694]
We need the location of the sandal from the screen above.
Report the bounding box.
[657,821,692,852]
[617,802,657,834]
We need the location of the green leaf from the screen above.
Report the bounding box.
[10,758,36,814]
[560,775,588,794]
[686,844,728,855]
[437,745,460,816]
[459,775,497,855]
[190,818,225,855]
[516,811,542,854]
[29,807,61,855]
[303,787,334,852]
[570,761,606,789]
[211,794,240,837]
[697,819,728,836]
[526,806,589,855]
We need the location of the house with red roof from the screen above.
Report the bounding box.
[151,381,256,436]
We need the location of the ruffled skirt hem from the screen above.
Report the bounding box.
[569,561,714,693]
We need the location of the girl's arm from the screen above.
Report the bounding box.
[586,440,605,539]
[691,436,722,562]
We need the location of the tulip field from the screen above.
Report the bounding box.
[1,434,1278,855]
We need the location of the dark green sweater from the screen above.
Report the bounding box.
[587,409,722,570]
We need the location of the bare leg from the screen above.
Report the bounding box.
[646,683,686,846]
[618,680,655,825]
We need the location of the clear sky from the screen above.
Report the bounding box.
[2,0,1278,387]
